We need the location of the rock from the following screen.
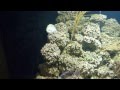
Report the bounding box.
[82,22,101,39]
[41,43,61,64]
[58,54,81,71]
[63,41,83,57]
[48,32,70,49]
[83,51,103,67]
[90,14,107,23]
[74,34,84,44]
[101,18,120,37]
[82,36,101,51]
[97,66,114,78]
[55,22,68,33]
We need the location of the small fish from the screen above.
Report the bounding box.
[73,70,81,76]
[60,70,75,79]
[59,70,81,79]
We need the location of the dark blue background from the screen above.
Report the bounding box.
[0,11,120,79]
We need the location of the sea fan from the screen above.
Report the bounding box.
[71,11,87,40]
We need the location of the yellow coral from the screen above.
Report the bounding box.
[71,11,87,40]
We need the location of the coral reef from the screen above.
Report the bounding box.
[56,11,82,23]
[48,31,70,49]
[102,18,120,37]
[37,11,120,79]
[41,43,60,64]
[82,23,101,39]
[90,14,107,25]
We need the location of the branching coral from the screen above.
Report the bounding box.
[71,11,87,40]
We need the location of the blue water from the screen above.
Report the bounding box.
[102,11,120,22]
[91,11,120,23]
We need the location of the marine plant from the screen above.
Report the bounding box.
[71,11,88,40]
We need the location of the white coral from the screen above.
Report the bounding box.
[90,14,107,22]
[46,24,57,34]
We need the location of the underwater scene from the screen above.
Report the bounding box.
[36,11,120,79]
